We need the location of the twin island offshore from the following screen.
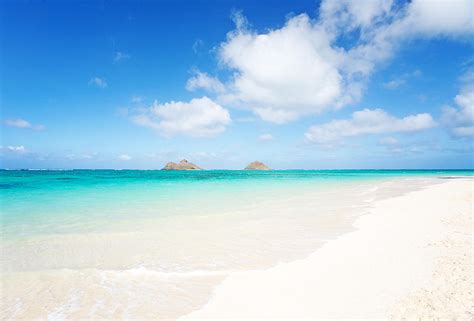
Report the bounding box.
[162,159,271,170]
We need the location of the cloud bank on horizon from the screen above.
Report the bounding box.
[1,0,473,169]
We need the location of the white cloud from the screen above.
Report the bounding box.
[186,71,225,93]
[258,133,274,141]
[348,0,474,78]
[217,13,344,123]
[442,79,474,137]
[118,154,132,161]
[4,118,45,130]
[114,52,130,63]
[305,108,436,144]
[89,77,107,88]
[190,0,472,123]
[131,96,231,137]
[322,0,473,37]
[0,145,27,154]
[319,0,394,32]
[401,0,474,36]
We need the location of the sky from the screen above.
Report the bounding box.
[1,0,473,169]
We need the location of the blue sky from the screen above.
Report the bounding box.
[1,0,473,169]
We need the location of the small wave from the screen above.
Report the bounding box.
[47,289,82,321]
[100,266,245,279]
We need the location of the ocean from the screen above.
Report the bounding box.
[1,169,472,318]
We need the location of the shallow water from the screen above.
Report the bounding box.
[1,170,472,319]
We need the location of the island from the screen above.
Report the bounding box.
[162,159,202,170]
[244,161,271,170]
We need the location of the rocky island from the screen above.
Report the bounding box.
[162,159,202,170]
[244,161,271,170]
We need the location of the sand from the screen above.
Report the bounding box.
[182,178,473,320]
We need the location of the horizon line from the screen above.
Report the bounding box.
[1,168,474,171]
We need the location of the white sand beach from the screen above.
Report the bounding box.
[183,178,473,320]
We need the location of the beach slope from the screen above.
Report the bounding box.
[182,179,473,319]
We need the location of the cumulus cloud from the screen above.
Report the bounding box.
[441,75,474,137]
[258,133,274,141]
[4,118,45,130]
[322,0,473,37]
[186,71,225,93]
[400,0,473,36]
[217,13,344,123]
[118,154,132,161]
[89,77,107,88]
[131,96,231,137]
[305,108,436,144]
[189,0,472,123]
[342,0,473,81]
[319,0,394,34]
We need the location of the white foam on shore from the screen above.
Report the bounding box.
[102,266,249,278]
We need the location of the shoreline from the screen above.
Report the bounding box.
[1,176,472,319]
[182,178,473,320]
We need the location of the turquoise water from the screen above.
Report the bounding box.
[1,171,472,218]
[1,169,472,238]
